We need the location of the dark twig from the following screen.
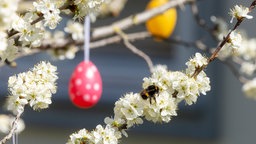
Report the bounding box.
[166,37,208,51]
[191,2,213,33]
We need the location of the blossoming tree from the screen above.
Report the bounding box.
[1,0,256,144]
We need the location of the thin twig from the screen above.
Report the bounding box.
[190,2,219,42]
[191,2,213,32]
[114,28,154,73]
[222,59,249,83]
[91,31,151,48]
[166,37,208,51]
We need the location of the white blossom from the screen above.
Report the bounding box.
[240,62,256,76]
[229,31,242,50]
[64,21,84,41]
[143,65,174,94]
[104,117,127,137]
[237,38,256,61]
[0,114,25,134]
[73,0,105,19]
[170,72,199,105]
[143,91,177,123]
[195,71,211,95]
[185,52,208,76]
[92,124,119,144]
[229,5,253,23]
[1,39,18,62]
[242,78,256,99]
[67,128,93,144]
[114,93,144,128]
[6,95,28,115]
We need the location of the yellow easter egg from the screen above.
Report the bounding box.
[146,0,177,39]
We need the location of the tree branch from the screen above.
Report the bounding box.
[92,0,195,39]
[0,31,151,68]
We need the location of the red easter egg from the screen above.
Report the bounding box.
[69,61,102,108]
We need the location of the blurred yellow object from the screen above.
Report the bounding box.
[146,0,177,39]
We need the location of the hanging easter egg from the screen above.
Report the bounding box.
[146,0,177,39]
[69,61,102,108]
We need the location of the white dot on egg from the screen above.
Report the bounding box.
[93,83,100,91]
[85,84,92,90]
[86,69,94,79]
[75,78,82,86]
[91,66,97,72]
[77,66,83,72]
[92,95,98,101]
[83,94,91,101]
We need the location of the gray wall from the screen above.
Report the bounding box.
[1,0,256,144]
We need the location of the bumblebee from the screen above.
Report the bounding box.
[140,85,159,104]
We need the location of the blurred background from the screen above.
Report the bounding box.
[1,0,256,143]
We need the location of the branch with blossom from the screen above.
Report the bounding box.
[67,53,211,143]
[195,1,256,100]
[0,61,58,144]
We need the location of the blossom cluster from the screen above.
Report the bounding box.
[12,13,44,47]
[67,125,120,144]
[67,53,211,144]
[33,0,62,29]
[5,61,58,115]
[65,20,84,41]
